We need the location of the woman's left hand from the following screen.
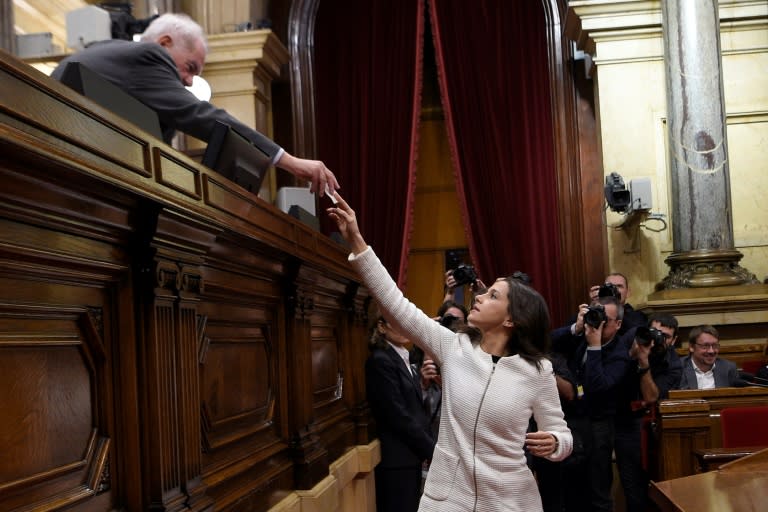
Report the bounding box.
[326,192,367,254]
[525,431,559,457]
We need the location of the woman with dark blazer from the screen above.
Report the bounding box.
[367,316,435,512]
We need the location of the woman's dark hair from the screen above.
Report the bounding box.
[460,277,550,371]
[368,315,390,351]
[436,300,468,321]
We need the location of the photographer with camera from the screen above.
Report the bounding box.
[588,273,647,335]
[550,296,632,512]
[614,314,682,512]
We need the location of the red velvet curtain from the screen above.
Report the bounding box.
[314,0,424,288]
[428,0,565,323]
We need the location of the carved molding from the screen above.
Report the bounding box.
[659,249,760,289]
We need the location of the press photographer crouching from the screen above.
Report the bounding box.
[614,314,683,512]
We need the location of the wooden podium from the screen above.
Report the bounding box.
[650,448,768,512]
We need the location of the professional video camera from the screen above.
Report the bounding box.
[634,326,668,358]
[451,264,477,287]
[583,304,607,329]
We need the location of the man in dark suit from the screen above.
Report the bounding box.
[678,324,739,389]
[51,13,338,197]
[367,317,435,512]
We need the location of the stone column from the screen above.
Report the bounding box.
[0,0,16,55]
[659,0,756,288]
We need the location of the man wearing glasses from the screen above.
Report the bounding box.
[678,325,739,389]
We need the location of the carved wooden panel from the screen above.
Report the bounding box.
[0,304,112,510]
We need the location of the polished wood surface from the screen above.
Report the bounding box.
[0,49,372,511]
[650,449,768,512]
[655,387,768,481]
[693,446,768,472]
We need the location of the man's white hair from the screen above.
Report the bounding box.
[141,13,208,52]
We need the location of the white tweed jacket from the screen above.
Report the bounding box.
[350,247,573,512]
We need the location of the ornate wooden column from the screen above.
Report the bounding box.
[282,258,329,488]
[136,206,221,511]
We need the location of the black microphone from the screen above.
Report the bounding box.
[734,378,768,388]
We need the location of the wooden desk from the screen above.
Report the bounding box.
[650,449,768,512]
[693,446,768,472]
[655,387,768,480]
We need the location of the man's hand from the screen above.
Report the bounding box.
[585,320,603,348]
[589,285,601,303]
[276,152,339,197]
[573,303,589,335]
[444,271,457,292]
[629,340,651,368]
[420,359,441,389]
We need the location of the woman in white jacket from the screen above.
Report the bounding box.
[328,194,573,512]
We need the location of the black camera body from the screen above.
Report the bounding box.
[439,314,462,332]
[598,282,620,300]
[635,326,664,347]
[452,264,477,287]
[583,304,607,328]
[634,326,668,358]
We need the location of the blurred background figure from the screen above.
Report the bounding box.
[366,315,435,512]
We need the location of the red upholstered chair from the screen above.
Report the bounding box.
[741,359,767,376]
[720,406,768,448]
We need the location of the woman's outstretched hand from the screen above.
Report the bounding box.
[326,192,368,255]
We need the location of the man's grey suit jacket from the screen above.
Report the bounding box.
[677,355,739,389]
[52,39,281,155]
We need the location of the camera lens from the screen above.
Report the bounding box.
[584,305,606,328]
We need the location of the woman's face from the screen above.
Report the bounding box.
[378,321,410,346]
[444,306,466,323]
[467,278,511,330]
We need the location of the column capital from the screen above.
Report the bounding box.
[566,0,768,61]
[205,30,290,80]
